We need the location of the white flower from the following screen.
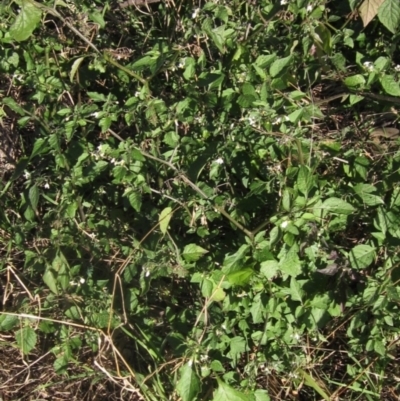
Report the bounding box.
[248,117,257,126]
[145,269,150,277]
[178,58,186,68]
[281,0,288,4]
[23,171,31,179]
[215,157,224,165]
[281,220,289,229]
[44,182,50,189]
[91,112,99,118]
[363,61,374,72]
[79,277,85,284]
[306,4,313,12]
[192,8,200,19]
[395,65,400,72]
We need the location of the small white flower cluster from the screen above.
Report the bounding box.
[192,8,200,19]
[395,65,400,72]
[69,277,85,286]
[363,61,374,72]
[23,170,31,180]
[281,0,288,4]
[110,158,125,166]
[281,220,289,228]
[214,157,224,165]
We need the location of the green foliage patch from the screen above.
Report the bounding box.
[1,0,400,400]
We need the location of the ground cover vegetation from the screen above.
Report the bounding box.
[1,0,400,400]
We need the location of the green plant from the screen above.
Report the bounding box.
[1,0,400,400]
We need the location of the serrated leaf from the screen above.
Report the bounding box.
[350,244,375,269]
[0,314,19,331]
[176,364,201,401]
[213,378,254,401]
[182,244,208,262]
[354,184,383,206]
[159,207,173,234]
[28,185,39,210]
[359,0,385,27]
[378,0,400,33]
[279,246,302,277]
[260,260,279,280]
[2,97,26,116]
[15,326,37,355]
[9,0,42,41]
[69,57,85,82]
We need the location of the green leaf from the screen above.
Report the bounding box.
[282,189,291,211]
[344,74,366,88]
[222,244,250,274]
[213,378,255,401]
[69,57,85,82]
[0,314,19,331]
[349,244,375,269]
[380,74,400,96]
[182,244,208,262]
[159,207,173,234]
[297,166,314,195]
[127,191,142,212]
[279,246,302,277]
[227,268,254,286]
[65,306,82,320]
[131,55,156,71]
[43,268,58,294]
[254,390,271,401]
[211,287,226,302]
[9,0,42,42]
[260,260,279,280]
[176,363,201,401]
[30,138,49,159]
[269,55,292,78]
[289,277,304,302]
[354,184,384,206]
[15,326,37,355]
[378,0,400,33]
[320,198,355,215]
[28,185,39,210]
